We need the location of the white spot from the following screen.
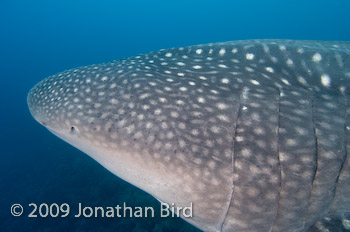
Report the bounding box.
[137,114,145,120]
[246,53,254,60]
[193,65,202,69]
[340,86,346,94]
[199,76,207,80]
[126,124,135,134]
[312,53,322,62]
[188,81,196,86]
[176,100,185,105]
[159,97,167,103]
[140,93,151,99]
[250,80,260,85]
[219,48,226,56]
[165,52,172,57]
[281,79,290,85]
[279,45,286,51]
[145,122,153,129]
[110,83,117,88]
[221,78,229,84]
[73,98,79,103]
[335,53,344,67]
[196,49,203,55]
[207,160,216,169]
[242,106,248,111]
[177,62,185,66]
[170,111,179,118]
[101,76,108,81]
[177,73,185,77]
[149,81,157,86]
[263,44,270,53]
[265,67,274,73]
[241,87,249,100]
[297,76,307,85]
[232,48,238,53]
[178,122,186,130]
[166,131,174,139]
[216,103,229,110]
[241,148,252,157]
[217,114,229,122]
[197,97,205,103]
[210,126,220,133]
[286,59,294,66]
[218,64,228,68]
[245,67,254,72]
[179,87,187,91]
[271,57,278,63]
[166,78,174,82]
[191,129,199,136]
[86,78,91,83]
[321,74,331,87]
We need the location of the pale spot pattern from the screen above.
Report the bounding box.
[320,74,331,87]
[246,53,254,60]
[27,39,350,232]
[312,53,322,62]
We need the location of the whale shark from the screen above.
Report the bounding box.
[27,39,350,231]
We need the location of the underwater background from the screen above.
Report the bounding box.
[1,0,350,231]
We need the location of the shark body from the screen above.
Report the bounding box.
[27,39,350,231]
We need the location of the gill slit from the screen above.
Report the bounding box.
[270,88,282,231]
[219,90,242,231]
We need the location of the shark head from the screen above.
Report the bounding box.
[27,51,234,231]
[27,39,350,231]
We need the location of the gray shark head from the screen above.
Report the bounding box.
[27,40,350,231]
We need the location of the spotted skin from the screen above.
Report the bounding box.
[27,40,350,232]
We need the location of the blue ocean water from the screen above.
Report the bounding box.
[1,0,350,231]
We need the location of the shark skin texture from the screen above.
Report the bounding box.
[27,40,350,232]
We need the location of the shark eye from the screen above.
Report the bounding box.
[70,126,80,134]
